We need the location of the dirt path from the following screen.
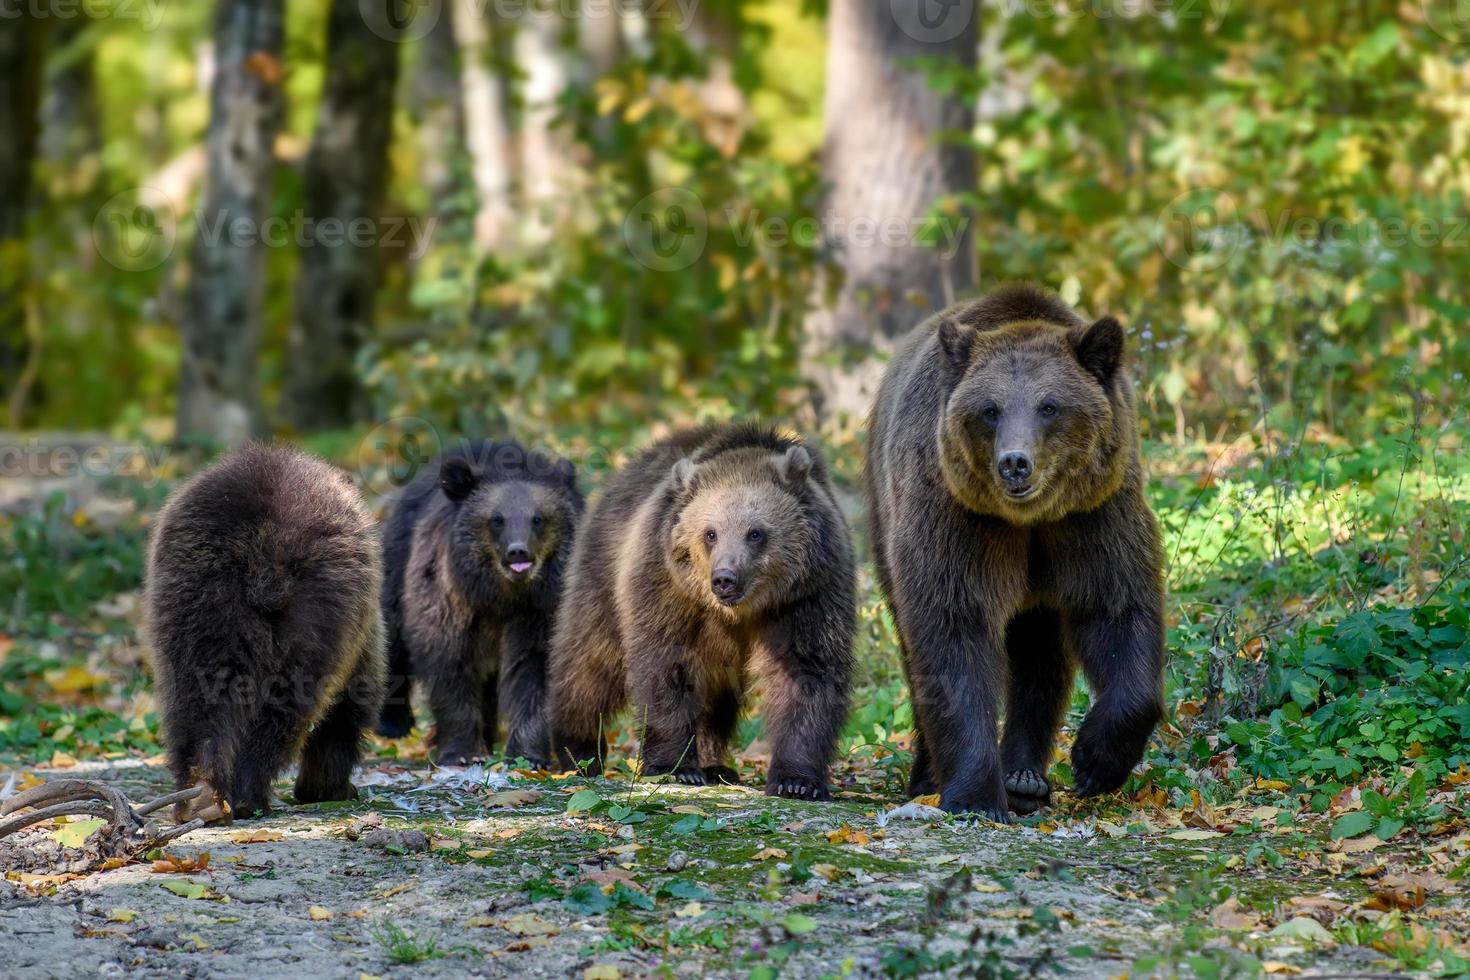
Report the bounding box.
[0,760,1400,979]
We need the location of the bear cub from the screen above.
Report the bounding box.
[549,423,855,799]
[378,440,582,767]
[865,283,1166,820]
[145,444,387,821]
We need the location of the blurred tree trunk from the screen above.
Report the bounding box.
[283,0,402,431]
[802,0,978,425]
[514,2,571,242]
[40,14,102,167]
[176,0,285,446]
[0,8,50,427]
[409,8,463,209]
[451,0,511,250]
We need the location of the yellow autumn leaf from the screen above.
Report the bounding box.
[230,830,285,844]
[753,847,787,861]
[308,906,333,921]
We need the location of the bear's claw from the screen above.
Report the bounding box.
[766,779,831,801]
[702,765,742,786]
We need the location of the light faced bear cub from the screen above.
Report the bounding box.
[377,440,582,767]
[549,424,855,800]
[145,444,387,821]
[866,283,1166,820]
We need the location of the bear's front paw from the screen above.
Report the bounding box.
[702,765,742,786]
[765,777,831,801]
[1070,737,1136,798]
[435,742,485,768]
[644,762,706,785]
[294,779,358,805]
[1004,769,1051,815]
[939,776,1009,824]
[376,704,415,740]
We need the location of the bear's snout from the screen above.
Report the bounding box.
[997,451,1034,493]
[710,567,744,605]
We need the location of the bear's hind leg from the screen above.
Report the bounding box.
[906,732,939,798]
[1000,608,1073,814]
[296,692,370,804]
[632,657,705,785]
[377,632,415,739]
[1067,608,1165,797]
[697,681,742,786]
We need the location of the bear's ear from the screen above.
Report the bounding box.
[671,457,698,496]
[937,317,977,371]
[773,445,812,485]
[440,457,478,502]
[1073,316,1125,386]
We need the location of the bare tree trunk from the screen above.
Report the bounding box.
[176,0,285,446]
[0,7,50,427]
[514,1,571,242]
[452,0,511,250]
[802,0,978,424]
[409,7,463,208]
[283,0,402,431]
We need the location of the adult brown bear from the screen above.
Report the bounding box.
[549,423,855,799]
[865,283,1165,820]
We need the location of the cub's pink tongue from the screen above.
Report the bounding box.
[510,562,532,574]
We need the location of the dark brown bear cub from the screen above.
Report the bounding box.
[145,445,387,821]
[865,283,1166,821]
[549,424,855,800]
[377,441,582,767]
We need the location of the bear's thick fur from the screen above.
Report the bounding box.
[378,440,582,767]
[865,283,1165,820]
[549,424,855,799]
[145,444,386,821]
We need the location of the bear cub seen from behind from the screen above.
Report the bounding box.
[378,441,583,768]
[550,424,855,800]
[866,283,1166,821]
[145,444,387,822]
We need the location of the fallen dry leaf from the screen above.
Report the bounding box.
[152,851,210,874]
[229,830,285,844]
[753,847,787,861]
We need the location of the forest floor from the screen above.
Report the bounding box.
[0,754,1443,979]
[2,431,1468,977]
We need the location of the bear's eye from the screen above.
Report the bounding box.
[746,528,764,544]
[981,405,1000,424]
[1039,401,1058,418]
[531,513,544,529]
[490,514,505,529]
[703,529,717,546]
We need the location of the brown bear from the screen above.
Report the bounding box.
[144,444,386,821]
[377,440,582,767]
[548,424,855,799]
[865,283,1165,820]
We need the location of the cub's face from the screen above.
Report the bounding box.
[668,446,812,614]
[441,459,569,584]
[937,315,1126,524]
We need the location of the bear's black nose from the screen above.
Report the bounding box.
[711,568,743,603]
[506,543,532,564]
[997,452,1033,486]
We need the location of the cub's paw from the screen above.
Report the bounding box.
[1003,769,1051,815]
[435,743,485,768]
[939,778,1009,824]
[294,779,358,805]
[1070,736,1137,798]
[174,781,233,825]
[702,765,742,786]
[644,763,707,786]
[375,705,415,740]
[765,777,831,801]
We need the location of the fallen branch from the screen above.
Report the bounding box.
[0,779,210,857]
